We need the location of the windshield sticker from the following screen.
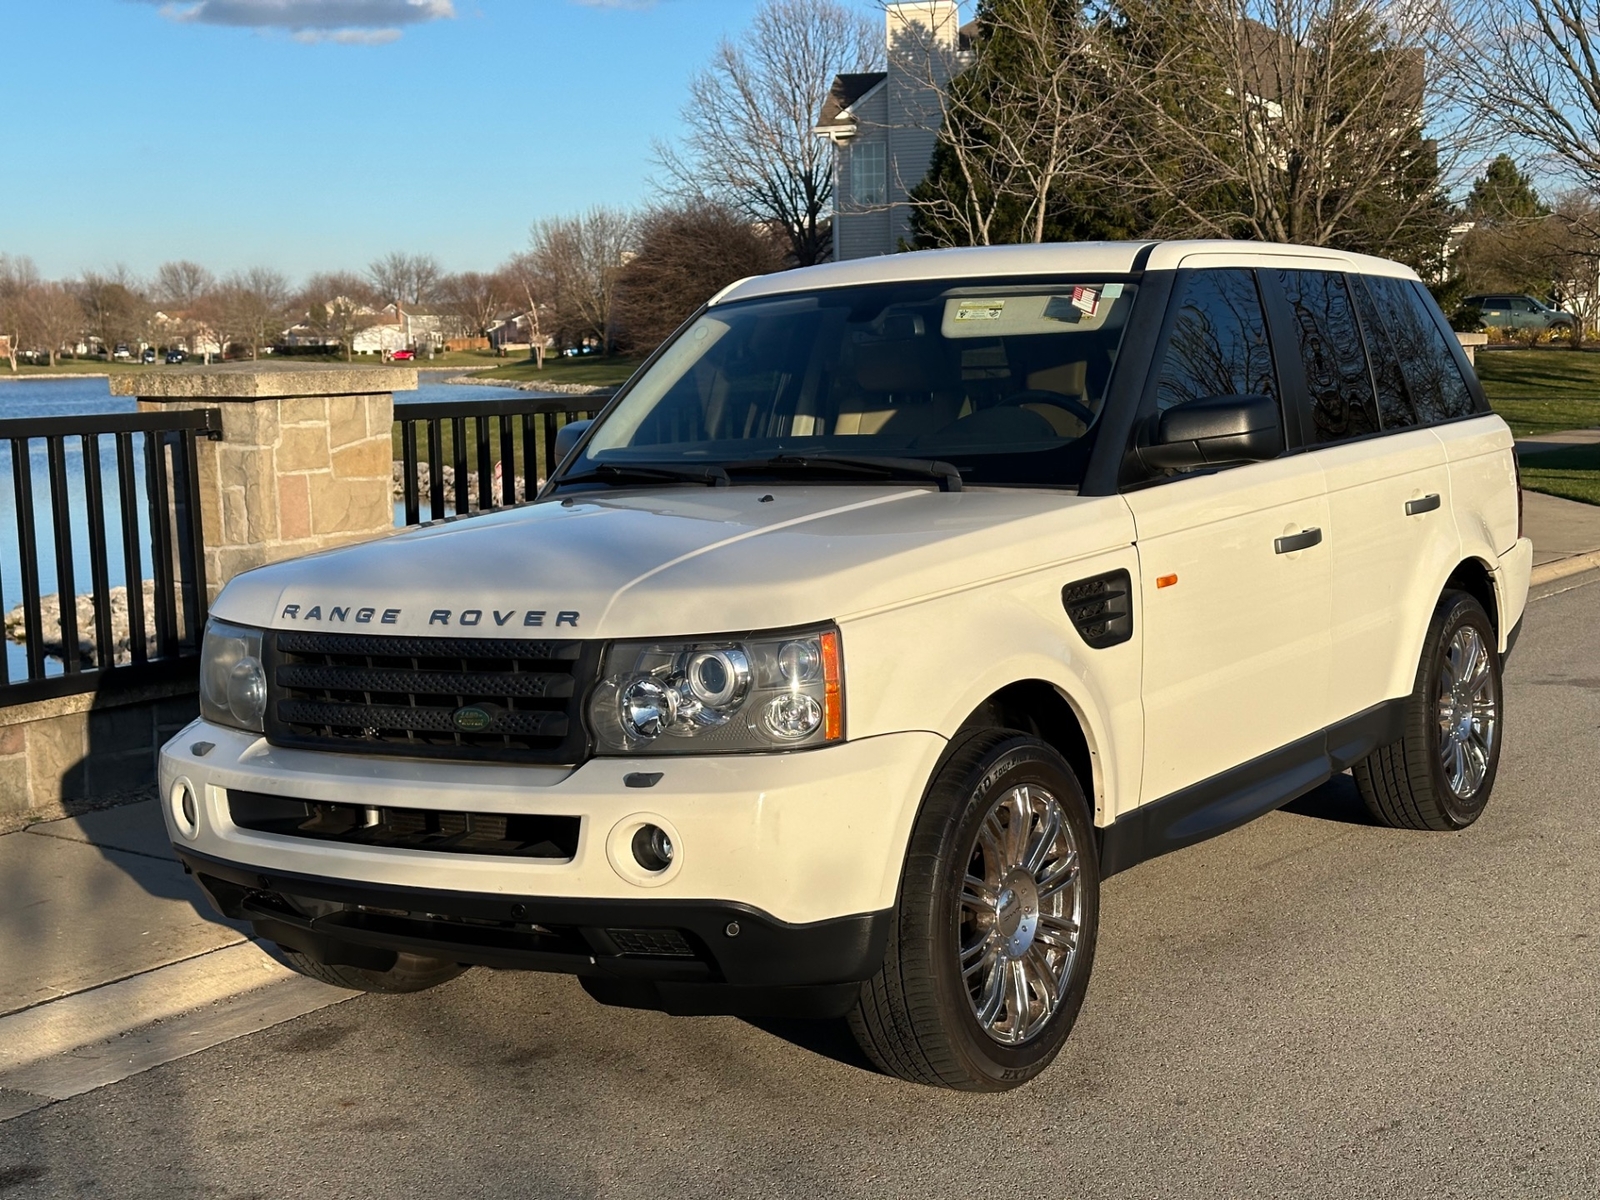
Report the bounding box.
[955,300,1006,321]
[1070,285,1101,316]
[1102,282,1124,299]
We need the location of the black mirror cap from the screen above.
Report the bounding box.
[1137,394,1283,473]
[553,418,594,467]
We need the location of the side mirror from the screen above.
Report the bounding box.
[1136,394,1282,473]
[553,418,593,466]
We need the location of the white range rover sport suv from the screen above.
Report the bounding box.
[162,241,1531,1091]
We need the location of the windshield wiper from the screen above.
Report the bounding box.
[554,462,730,489]
[728,453,963,492]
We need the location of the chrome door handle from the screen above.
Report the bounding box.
[1274,527,1322,554]
[1405,493,1441,516]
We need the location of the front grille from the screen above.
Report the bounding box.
[229,790,580,859]
[264,632,600,763]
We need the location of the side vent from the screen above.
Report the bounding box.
[1061,570,1134,649]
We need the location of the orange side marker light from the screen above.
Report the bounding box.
[1156,574,1178,589]
[820,629,844,741]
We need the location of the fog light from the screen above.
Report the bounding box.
[170,778,200,840]
[631,823,674,872]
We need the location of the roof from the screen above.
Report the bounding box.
[816,72,888,127]
[712,240,1419,305]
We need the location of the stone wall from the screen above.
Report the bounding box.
[0,682,198,832]
[2,365,416,827]
[114,364,416,598]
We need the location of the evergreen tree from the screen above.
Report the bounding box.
[1464,155,1546,224]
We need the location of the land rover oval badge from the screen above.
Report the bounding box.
[452,706,492,733]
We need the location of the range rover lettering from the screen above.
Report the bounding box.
[162,241,1531,1091]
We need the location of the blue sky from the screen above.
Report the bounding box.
[1,0,843,283]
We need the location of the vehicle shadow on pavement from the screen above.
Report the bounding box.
[741,1016,878,1073]
[1279,772,1381,826]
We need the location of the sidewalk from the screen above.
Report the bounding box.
[1518,427,1600,584]
[0,801,350,1121]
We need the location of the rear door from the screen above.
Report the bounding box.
[1268,269,1458,724]
[1121,268,1332,804]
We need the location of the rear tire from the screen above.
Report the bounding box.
[1354,591,1502,831]
[278,948,466,994]
[849,730,1099,1090]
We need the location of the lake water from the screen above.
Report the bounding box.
[0,372,547,684]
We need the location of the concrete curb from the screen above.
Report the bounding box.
[1529,550,1600,587]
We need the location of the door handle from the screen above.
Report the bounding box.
[1405,493,1441,516]
[1274,527,1322,554]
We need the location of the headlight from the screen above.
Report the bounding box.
[590,626,843,754]
[199,619,267,733]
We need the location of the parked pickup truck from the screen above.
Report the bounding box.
[161,240,1530,1090]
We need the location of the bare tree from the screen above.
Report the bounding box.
[655,0,881,265]
[500,252,551,368]
[215,267,291,360]
[528,208,638,353]
[153,260,216,310]
[0,255,39,371]
[615,203,786,354]
[298,271,378,361]
[78,267,151,358]
[904,0,1122,246]
[1464,0,1600,195]
[26,283,88,367]
[1108,0,1461,263]
[437,271,512,341]
[368,251,442,309]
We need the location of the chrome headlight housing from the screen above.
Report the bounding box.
[590,625,843,754]
[199,618,267,734]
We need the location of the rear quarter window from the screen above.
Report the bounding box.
[1364,275,1476,423]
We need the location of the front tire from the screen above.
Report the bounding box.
[1354,591,1502,830]
[849,731,1099,1090]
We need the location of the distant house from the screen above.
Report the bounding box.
[814,1,965,260]
[151,310,223,358]
[351,304,445,356]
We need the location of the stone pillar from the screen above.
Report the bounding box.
[110,364,418,598]
[1456,331,1489,368]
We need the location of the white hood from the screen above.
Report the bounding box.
[212,485,1134,640]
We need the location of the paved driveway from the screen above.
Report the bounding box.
[2,574,1598,1198]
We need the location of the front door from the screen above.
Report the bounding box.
[1120,268,1332,805]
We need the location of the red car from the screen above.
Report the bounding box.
[391,349,416,361]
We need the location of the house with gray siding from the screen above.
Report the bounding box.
[815,1,966,261]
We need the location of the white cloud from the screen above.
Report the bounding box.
[139,0,454,42]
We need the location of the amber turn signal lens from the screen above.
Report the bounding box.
[1156,574,1178,589]
[820,629,843,741]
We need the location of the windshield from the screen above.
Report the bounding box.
[566,278,1139,489]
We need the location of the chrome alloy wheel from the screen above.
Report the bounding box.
[1436,624,1498,799]
[957,784,1083,1046]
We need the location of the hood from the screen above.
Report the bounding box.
[213,485,1135,640]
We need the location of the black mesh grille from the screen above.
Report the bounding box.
[229,790,580,859]
[264,631,599,763]
[606,928,697,958]
[1060,569,1134,649]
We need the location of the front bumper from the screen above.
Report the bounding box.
[159,722,945,1009]
[178,846,889,1017]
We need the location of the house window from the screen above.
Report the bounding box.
[852,141,886,208]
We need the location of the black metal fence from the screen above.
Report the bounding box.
[1,408,221,705]
[393,395,604,526]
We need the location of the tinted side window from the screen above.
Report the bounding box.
[1278,270,1379,443]
[1154,270,1275,411]
[1366,275,1475,422]
[1350,275,1417,429]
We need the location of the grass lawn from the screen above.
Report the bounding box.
[1518,444,1600,506]
[2,358,149,376]
[1476,350,1600,436]
[477,355,642,388]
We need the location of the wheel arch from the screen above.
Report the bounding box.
[951,680,1101,824]
[1444,556,1499,638]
